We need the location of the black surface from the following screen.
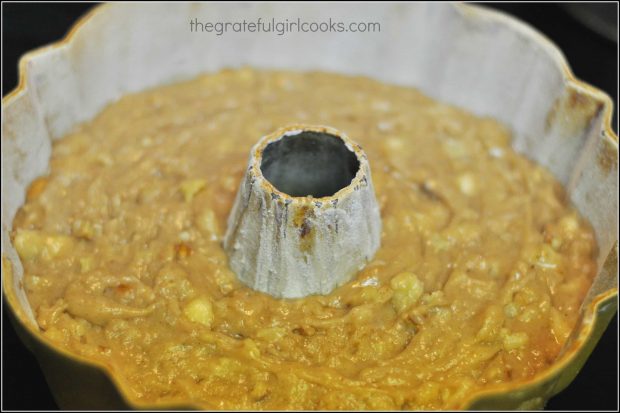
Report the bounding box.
[1,3,618,411]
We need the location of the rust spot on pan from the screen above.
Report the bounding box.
[545,99,559,134]
[597,135,618,175]
[300,219,312,238]
[293,205,310,227]
[545,88,605,137]
[293,204,315,252]
[568,89,591,109]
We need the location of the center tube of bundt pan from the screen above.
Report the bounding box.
[223,125,382,298]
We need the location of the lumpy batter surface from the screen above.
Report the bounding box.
[13,69,597,410]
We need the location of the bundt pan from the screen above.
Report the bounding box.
[1,3,617,410]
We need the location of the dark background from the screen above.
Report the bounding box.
[2,2,618,411]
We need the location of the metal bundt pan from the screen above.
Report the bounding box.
[1,3,617,409]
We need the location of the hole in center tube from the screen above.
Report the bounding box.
[260,131,360,198]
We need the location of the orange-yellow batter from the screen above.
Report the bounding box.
[12,69,596,409]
